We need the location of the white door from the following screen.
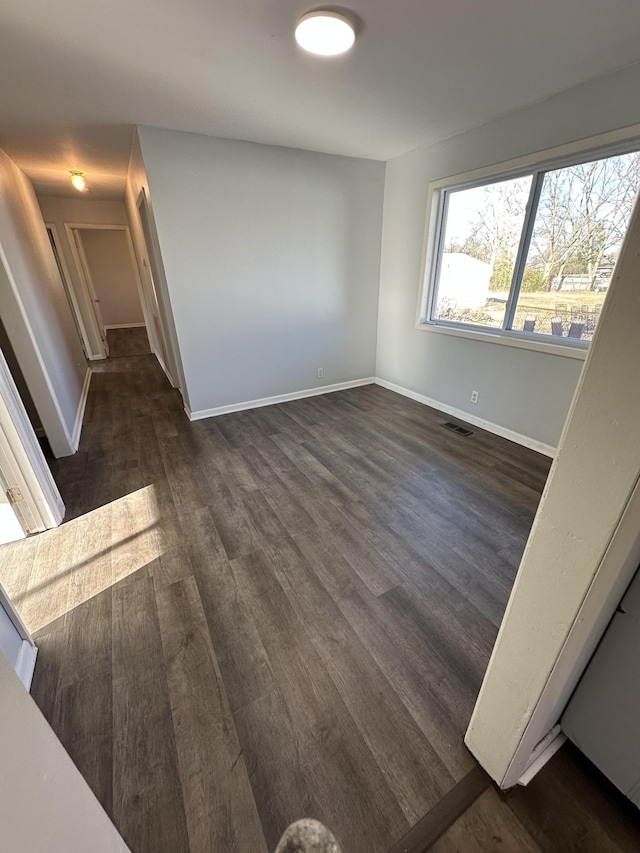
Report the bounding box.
[46,226,89,359]
[0,473,26,546]
[70,228,109,357]
[0,347,64,533]
[49,224,106,361]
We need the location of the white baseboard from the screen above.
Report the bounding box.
[72,368,92,451]
[186,377,376,421]
[103,322,146,330]
[184,374,557,458]
[374,377,556,458]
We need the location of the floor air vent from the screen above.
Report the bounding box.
[442,421,473,437]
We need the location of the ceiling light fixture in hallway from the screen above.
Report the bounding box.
[69,170,86,191]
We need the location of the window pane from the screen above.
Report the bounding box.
[432,175,533,327]
[512,151,640,341]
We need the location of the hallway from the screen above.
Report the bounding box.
[0,353,638,851]
[106,325,151,358]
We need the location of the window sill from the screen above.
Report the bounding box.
[415,321,588,360]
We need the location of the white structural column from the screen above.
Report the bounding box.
[0,651,129,851]
[466,192,640,787]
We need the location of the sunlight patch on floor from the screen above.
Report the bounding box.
[10,485,164,633]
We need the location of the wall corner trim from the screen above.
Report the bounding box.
[185,377,376,421]
[72,368,92,452]
[514,725,567,787]
[374,377,556,458]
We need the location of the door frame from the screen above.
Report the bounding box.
[135,188,181,389]
[45,224,91,359]
[0,346,64,533]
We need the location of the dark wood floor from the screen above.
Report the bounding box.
[432,744,640,851]
[106,325,151,358]
[1,353,639,852]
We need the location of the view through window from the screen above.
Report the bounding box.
[430,149,640,343]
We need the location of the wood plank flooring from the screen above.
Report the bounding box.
[432,744,640,852]
[0,353,638,851]
[106,325,151,358]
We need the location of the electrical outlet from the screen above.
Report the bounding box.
[471,390,479,404]
[317,368,324,379]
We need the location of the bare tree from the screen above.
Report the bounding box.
[448,151,640,292]
[527,152,640,288]
[445,176,531,289]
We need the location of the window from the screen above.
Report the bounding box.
[421,146,640,347]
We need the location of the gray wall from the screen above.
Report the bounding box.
[38,196,134,358]
[0,150,87,457]
[38,196,130,229]
[137,126,385,416]
[376,63,640,450]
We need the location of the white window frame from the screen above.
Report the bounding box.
[416,124,640,360]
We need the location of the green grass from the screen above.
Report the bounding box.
[511,291,604,339]
[516,291,605,312]
[439,289,606,340]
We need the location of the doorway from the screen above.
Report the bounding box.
[0,343,64,542]
[46,223,105,360]
[63,223,150,361]
[46,225,89,359]
[71,226,150,359]
[0,288,63,544]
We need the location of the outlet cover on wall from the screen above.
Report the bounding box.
[317,368,324,379]
[471,390,479,404]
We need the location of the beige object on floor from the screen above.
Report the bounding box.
[275,819,343,853]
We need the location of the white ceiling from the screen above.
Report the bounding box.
[0,0,639,199]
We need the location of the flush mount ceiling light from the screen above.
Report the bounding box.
[70,171,86,191]
[295,11,355,56]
